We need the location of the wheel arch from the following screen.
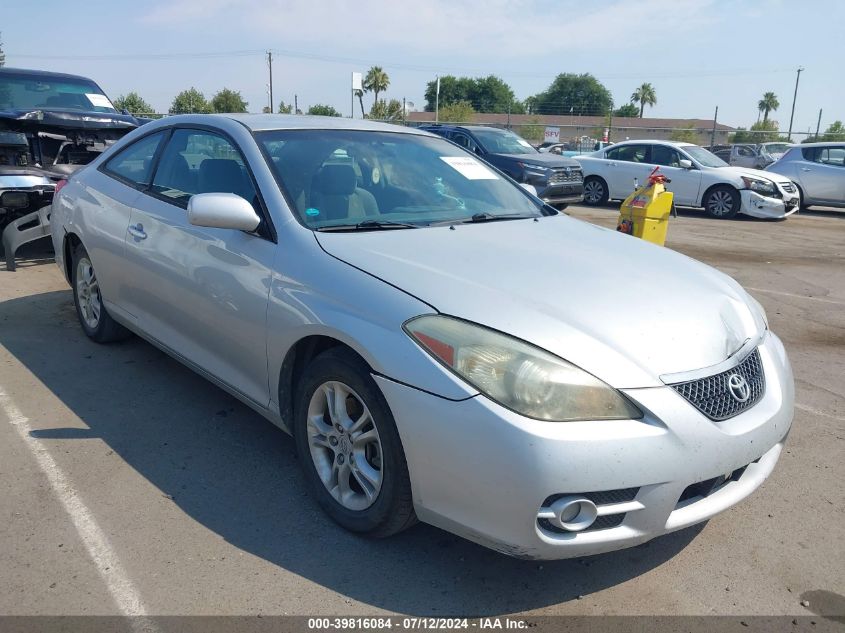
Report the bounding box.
[699,182,740,208]
[62,232,83,283]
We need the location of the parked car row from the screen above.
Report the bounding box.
[708,143,791,170]
[574,140,800,219]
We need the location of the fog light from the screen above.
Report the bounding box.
[549,496,598,532]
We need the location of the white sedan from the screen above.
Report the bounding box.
[576,140,800,219]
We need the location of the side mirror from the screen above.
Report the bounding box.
[187,192,261,231]
[678,159,694,169]
[519,183,538,196]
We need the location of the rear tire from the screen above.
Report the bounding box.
[583,176,609,206]
[293,348,416,537]
[71,243,131,343]
[703,185,740,219]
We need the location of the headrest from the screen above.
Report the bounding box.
[313,164,357,196]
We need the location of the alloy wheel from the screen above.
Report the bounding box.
[707,190,735,216]
[75,257,102,329]
[306,381,383,511]
[584,180,604,204]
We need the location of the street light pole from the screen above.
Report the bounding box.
[787,66,804,142]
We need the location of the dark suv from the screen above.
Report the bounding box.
[419,125,584,208]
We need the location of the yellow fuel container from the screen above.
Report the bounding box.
[616,167,674,246]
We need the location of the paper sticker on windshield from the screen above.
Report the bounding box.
[85,93,113,109]
[440,156,498,180]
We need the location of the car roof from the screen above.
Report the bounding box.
[419,124,509,133]
[208,113,431,135]
[0,67,99,83]
[793,141,845,147]
[607,139,697,148]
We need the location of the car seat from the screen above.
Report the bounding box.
[309,164,378,221]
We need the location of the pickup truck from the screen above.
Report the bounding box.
[1,67,147,270]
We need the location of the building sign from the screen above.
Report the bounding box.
[543,126,560,144]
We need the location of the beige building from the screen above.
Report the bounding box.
[406,112,735,146]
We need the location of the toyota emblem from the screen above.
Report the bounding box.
[727,374,751,403]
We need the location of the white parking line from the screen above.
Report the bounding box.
[746,287,845,306]
[0,387,158,630]
[795,402,845,422]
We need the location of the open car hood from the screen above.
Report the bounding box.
[0,108,142,138]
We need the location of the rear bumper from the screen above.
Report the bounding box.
[376,331,793,559]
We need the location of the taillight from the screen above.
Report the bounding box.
[54,179,68,194]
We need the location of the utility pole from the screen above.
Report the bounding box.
[787,66,804,142]
[435,76,440,124]
[507,100,511,129]
[402,97,406,125]
[711,105,718,147]
[267,51,274,113]
[815,108,823,140]
[294,94,298,115]
[607,103,613,144]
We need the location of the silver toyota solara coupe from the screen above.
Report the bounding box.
[50,114,794,559]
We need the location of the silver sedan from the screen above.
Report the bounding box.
[50,115,794,559]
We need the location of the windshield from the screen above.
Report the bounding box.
[470,128,538,155]
[257,130,544,229]
[762,143,790,156]
[683,145,729,168]
[0,72,117,113]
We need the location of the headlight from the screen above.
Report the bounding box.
[519,163,549,179]
[741,176,776,196]
[404,315,643,422]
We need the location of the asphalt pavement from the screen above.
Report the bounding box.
[0,205,843,620]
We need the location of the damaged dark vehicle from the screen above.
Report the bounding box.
[1,68,147,270]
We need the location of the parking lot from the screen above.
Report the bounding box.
[0,206,843,620]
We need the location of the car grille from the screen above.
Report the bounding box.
[670,349,765,421]
[549,167,582,184]
[675,457,760,507]
[780,182,796,193]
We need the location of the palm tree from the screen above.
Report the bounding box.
[363,66,390,106]
[354,89,365,118]
[631,83,657,118]
[757,92,779,123]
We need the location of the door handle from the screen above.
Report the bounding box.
[800,167,812,171]
[128,223,147,240]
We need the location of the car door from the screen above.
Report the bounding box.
[649,144,702,206]
[603,144,654,198]
[732,145,758,168]
[121,126,276,407]
[797,146,845,203]
[88,130,170,318]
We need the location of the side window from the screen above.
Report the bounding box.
[450,132,476,152]
[103,132,167,187]
[815,147,845,166]
[607,145,649,163]
[651,145,682,167]
[737,146,755,158]
[151,129,258,210]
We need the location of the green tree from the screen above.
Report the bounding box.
[810,120,845,142]
[211,88,248,113]
[729,120,784,143]
[425,75,523,114]
[529,73,612,116]
[669,125,700,144]
[169,88,212,114]
[113,92,154,115]
[370,98,403,122]
[0,31,6,67]
[278,100,293,114]
[631,82,657,117]
[306,104,341,117]
[613,103,640,117]
[518,116,544,143]
[757,92,779,123]
[437,100,475,123]
[363,66,390,106]
[353,89,365,118]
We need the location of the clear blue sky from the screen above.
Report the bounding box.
[2,0,842,135]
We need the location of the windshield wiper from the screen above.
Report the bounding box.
[463,212,537,223]
[315,219,420,232]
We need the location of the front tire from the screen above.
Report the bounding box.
[71,243,130,343]
[703,185,740,219]
[293,348,416,537]
[583,176,609,206]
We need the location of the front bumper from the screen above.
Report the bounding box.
[739,188,799,219]
[376,331,793,559]
[536,182,584,205]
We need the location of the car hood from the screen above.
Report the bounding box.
[492,152,581,168]
[716,165,792,185]
[316,216,766,388]
[0,108,142,137]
